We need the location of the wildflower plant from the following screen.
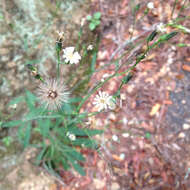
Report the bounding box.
[86,12,101,31]
[1,2,189,179]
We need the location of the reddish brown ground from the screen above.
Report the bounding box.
[55,0,190,190]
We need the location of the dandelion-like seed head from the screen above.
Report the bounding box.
[36,78,70,110]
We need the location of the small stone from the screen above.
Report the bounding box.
[93,178,105,189]
[122,118,128,125]
[119,153,125,160]
[112,135,118,142]
[108,113,116,121]
[181,100,186,104]
[122,133,129,138]
[131,145,136,150]
[183,123,190,130]
[127,84,135,93]
[178,132,185,138]
[111,182,120,190]
[120,93,127,100]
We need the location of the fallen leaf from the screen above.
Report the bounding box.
[163,100,173,105]
[112,154,123,161]
[149,103,161,116]
[182,64,190,72]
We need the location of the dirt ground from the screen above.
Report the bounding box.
[1,0,190,190]
[56,0,190,190]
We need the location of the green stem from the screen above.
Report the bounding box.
[57,50,61,78]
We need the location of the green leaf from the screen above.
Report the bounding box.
[134,3,141,12]
[71,138,98,149]
[3,120,23,128]
[147,30,158,42]
[69,126,103,136]
[91,51,97,73]
[37,119,51,137]
[2,136,13,147]
[145,132,151,139]
[93,12,101,19]
[159,31,178,42]
[61,157,70,170]
[177,43,188,47]
[86,15,92,21]
[23,123,32,148]
[35,146,47,165]
[122,72,133,84]
[89,23,96,31]
[61,103,73,114]
[114,60,119,71]
[66,149,85,162]
[68,97,82,103]
[8,96,25,106]
[68,156,86,176]
[25,90,36,109]
[94,20,100,26]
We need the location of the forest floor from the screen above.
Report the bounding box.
[0,0,190,190]
[56,0,190,190]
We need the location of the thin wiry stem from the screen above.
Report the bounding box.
[56,49,61,78]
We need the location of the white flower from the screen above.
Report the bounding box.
[156,23,167,33]
[147,2,154,9]
[66,132,76,141]
[36,78,70,110]
[93,91,116,112]
[63,47,81,64]
[87,44,93,50]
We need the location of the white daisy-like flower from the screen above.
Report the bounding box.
[147,2,154,9]
[156,23,167,33]
[87,44,93,51]
[66,132,76,141]
[93,91,116,112]
[63,47,81,64]
[36,78,70,110]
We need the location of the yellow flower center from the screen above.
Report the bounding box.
[100,98,106,104]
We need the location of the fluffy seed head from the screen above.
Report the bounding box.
[36,78,70,110]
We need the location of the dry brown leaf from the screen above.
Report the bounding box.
[163,100,173,105]
[182,64,190,72]
[112,154,123,161]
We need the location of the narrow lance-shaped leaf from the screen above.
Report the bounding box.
[147,30,158,42]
